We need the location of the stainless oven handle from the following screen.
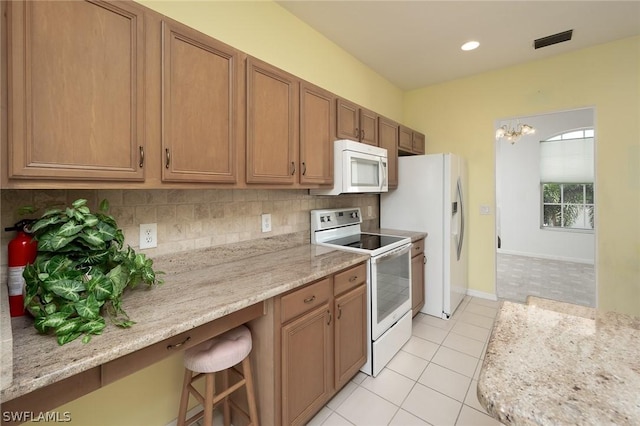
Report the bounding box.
[372,243,411,263]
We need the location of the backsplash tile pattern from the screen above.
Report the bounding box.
[1,189,379,270]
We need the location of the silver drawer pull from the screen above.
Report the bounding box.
[167,336,191,350]
[304,295,316,304]
[348,275,358,282]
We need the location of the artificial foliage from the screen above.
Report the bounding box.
[22,199,162,345]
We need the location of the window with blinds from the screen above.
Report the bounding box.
[540,129,595,230]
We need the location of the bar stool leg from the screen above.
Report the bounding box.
[242,357,259,426]
[222,369,231,426]
[203,373,215,426]
[177,369,192,426]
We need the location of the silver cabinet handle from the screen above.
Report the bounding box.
[165,148,171,169]
[304,295,316,304]
[290,161,296,175]
[302,162,307,176]
[139,146,144,168]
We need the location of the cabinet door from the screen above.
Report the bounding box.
[334,284,367,390]
[411,253,425,316]
[281,304,333,426]
[398,125,413,152]
[378,117,399,189]
[300,82,334,185]
[359,108,378,146]
[336,98,359,141]
[246,57,299,184]
[161,20,239,183]
[413,131,426,155]
[8,0,145,181]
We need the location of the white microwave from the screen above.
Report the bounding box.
[311,139,388,195]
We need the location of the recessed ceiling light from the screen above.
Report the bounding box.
[461,41,480,51]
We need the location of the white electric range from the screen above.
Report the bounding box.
[311,208,412,376]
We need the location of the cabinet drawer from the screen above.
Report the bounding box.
[334,263,367,296]
[411,239,425,257]
[280,277,332,324]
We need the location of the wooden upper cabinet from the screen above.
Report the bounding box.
[412,131,426,154]
[161,19,240,183]
[336,99,378,146]
[378,116,399,189]
[399,125,413,152]
[336,98,359,141]
[7,0,145,181]
[299,81,334,185]
[359,107,378,146]
[399,125,426,155]
[246,57,299,184]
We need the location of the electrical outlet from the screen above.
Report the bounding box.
[367,206,373,217]
[261,214,272,233]
[139,223,157,249]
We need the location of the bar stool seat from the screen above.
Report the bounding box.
[177,325,259,426]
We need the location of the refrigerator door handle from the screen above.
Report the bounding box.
[456,177,465,261]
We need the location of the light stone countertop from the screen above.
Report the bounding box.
[478,296,640,425]
[371,228,428,243]
[0,235,369,403]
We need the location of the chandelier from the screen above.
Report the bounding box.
[495,122,535,144]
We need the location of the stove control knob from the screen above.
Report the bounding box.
[326,216,331,222]
[351,212,358,219]
[320,216,325,223]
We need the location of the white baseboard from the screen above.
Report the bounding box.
[497,249,594,265]
[466,289,498,301]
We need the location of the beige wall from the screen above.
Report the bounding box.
[404,35,640,316]
[138,0,405,123]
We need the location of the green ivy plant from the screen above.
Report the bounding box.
[23,199,163,345]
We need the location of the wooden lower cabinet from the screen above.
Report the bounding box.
[411,238,426,316]
[281,303,333,425]
[243,263,367,426]
[334,283,367,389]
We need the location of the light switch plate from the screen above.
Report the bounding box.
[480,205,491,215]
[261,214,272,233]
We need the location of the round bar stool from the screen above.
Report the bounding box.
[177,325,259,426]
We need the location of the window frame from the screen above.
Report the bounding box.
[540,183,595,232]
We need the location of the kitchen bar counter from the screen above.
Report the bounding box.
[1,235,369,405]
[478,296,640,425]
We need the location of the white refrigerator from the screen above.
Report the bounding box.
[380,154,468,319]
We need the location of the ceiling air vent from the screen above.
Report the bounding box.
[534,29,573,49]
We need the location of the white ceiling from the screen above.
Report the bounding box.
[277,1,640,90]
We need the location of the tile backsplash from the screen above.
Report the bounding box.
[0,189,379,269]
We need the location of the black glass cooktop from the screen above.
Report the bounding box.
[325,233,406,251]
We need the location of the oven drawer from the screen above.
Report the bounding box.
[411,239,425,257]
[280,277,332,323]
[334,263,367,296]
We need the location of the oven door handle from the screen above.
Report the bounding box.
[372,243,411,263]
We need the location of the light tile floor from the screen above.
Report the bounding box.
[308,296,502,426]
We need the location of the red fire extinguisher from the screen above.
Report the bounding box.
[5,220,37,317]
